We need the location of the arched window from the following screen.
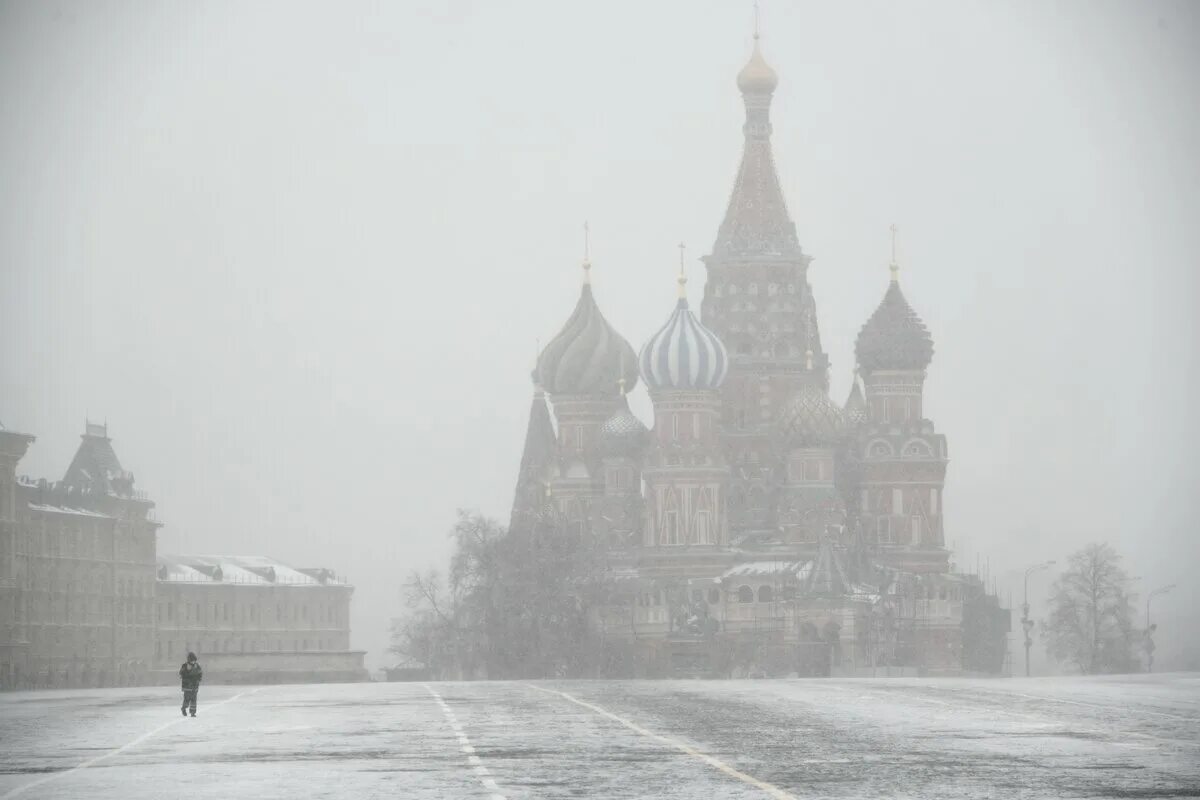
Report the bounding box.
[903,440,932,458]
[737,585,754,603]
[708,587,721,604]
[757,585,773,603]
[663,490,681,545]
[868,440,893,459]
[693,488,713,545]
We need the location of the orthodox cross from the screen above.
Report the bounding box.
[582,221,592,283]
[677,242,688,297]
[889,223,900,281]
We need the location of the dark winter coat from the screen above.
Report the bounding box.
[179,662,203,691]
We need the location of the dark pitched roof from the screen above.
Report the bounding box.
[509,388,557,530]
[62,425,133,495]
[843,376,868,426]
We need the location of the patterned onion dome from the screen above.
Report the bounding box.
[843,376,869,426]
[778,381,845,447]
[639,297,729,392]
[737,39,778,94]
[598,396,650,458]
[855,279,934,371]
[537,284,638,396]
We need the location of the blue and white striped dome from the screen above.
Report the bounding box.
[639,298,729,392]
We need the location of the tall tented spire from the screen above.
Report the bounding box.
[509,384,557,530]
[711,35,800,260]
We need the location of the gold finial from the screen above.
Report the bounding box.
[889,223,899,282]
[677,242,688,299]
[753,0,761,41]
[582,221,592,285]
[805,348,814,371]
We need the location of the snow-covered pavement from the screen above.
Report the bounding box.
[1,673,1197,799]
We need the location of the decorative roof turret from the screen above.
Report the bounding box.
[598,388,649,459]
[536,227,639,396]
[806,531,851,596]
[639,245,729,392]
[778,379,845,448]
[855,227,934,372]
[843,369,868,426]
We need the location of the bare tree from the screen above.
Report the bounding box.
[389,570,452,677]
[1042,543,1138,674]
[389,507,617,680]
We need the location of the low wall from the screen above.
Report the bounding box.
[152,649,368,686]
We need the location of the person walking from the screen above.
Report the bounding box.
[179,652,203,717]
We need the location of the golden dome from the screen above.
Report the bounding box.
[737,39,778,94]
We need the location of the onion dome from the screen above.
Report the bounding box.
[737,38,778,94]
[843,372,868,426]
[598,395,649,459]
[778,381,845,447]
[537,283,638,396]
[639,258,728,392]
[855,270,934,372]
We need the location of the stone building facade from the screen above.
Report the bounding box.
[153,555,366,684]
[512,37,1009,677]
[0,422,158,688]
[0,422,365,690]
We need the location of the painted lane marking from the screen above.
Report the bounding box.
[423,684,507,800]
[527,684,797,800]
[1,688,260,799]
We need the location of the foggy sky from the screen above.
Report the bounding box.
[3,0,1198,671]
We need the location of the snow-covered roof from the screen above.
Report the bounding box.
[28,503,114,520]
[722,560,812,580]
[157,555,348,587]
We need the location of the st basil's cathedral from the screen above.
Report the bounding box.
[509,35,1009,677]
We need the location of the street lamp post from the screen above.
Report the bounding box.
[1021,560,1056,677]
[1145,584,1175,673]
